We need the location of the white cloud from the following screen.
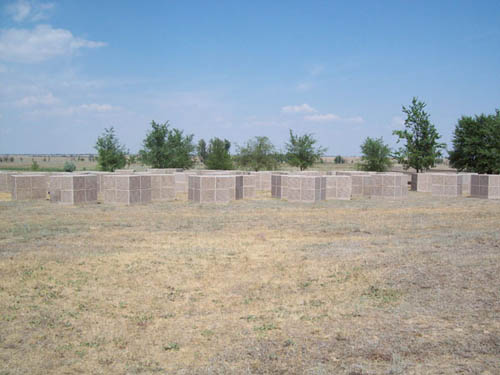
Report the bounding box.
[281,103,317,114]
[78,103,116,113]
[5,0,54,22]
[15,92,59,107]
[0,24,106,63]
[304,113,364,123]
[304,113,340,122]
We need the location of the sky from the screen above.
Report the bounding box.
[0,0,499,156]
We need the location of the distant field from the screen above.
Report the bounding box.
[0,154,454,173]
[0,192,498,374]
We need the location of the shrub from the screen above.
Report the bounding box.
[64,161,77,172]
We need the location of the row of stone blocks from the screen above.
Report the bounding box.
[272,175,352,202]
[49,175,98,204]
[410,172,495,198]
[188,175,256,203]
[471,174,500,199]
[272,172,408,202]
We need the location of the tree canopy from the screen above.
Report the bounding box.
[285,130,326,171]
[449,109,500,174]
[393,97,445,172]
[204,137,234,170]
[139,120,195,169]
[359,137,393,172]
[94,127,127,172]
[235,136,278,171]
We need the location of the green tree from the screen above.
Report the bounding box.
[197,139,208,164]
[205,138,233,170]
[359,137,393,172]
[235,136,278,171]
[139,120,195,169]
[449,109,500,174]
[94,127,127,172]
[393,97,445,172]
[285,130,326,171]
[334,155,345,164]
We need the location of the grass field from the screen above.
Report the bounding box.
[0,192,498,374]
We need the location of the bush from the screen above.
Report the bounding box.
[359,137,393,172]
[235,136,278,171]
[31,160,40,171]
[334,155,345,164]
[64,161,76,172]
[205,138,233,170]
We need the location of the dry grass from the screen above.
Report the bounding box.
[0,192,499,374]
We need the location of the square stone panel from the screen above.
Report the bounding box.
[103,189,116,203]
[129,189,141,204]
[116,190,130,204]
[140,175,152,190]
[200,189,215,203]
[201,176,216,189]
[140,188,152,203]
[300,189,315,202]
[73,190,86,204]
[86,189,98,202]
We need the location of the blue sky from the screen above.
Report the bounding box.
[1,0,499,155]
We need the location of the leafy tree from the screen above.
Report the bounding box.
[285,130,326,171]
[359,137,393,172]
[334,155,345,164]
[94,127,127,172]
[63,161,76,172]
[449,109,500,174]
[205,137,233,170]
[393,97,445,172]
[235,136,278,171]
[197,139,208,164]
[139,120,195,169]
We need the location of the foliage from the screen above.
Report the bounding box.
[31,160,40,171]
[197,139,208,164]
[139,120,195,169]
[235,136,278,171]
[205,137,233,170]
[94,127,127,172]
[393,97,445,172]
[449,109,500,174]
[285,130,326,171]
[334,155,345,164]
[359,137,393,172]
[63,161,76,172]
[127,154,137,167]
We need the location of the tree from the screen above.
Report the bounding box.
[334,155,345,164]
[139,120,195,169]
[285,130,326,171]
[449,109,500,174]
[393,97,445,172]
[359,137,393,172]
[205,138,233,170]
[94,127,127,172]
[197,139,208,164]
[235,136,278,171]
